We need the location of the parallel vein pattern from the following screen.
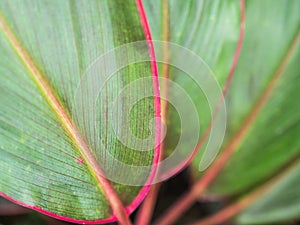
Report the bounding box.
[0,0,158,223]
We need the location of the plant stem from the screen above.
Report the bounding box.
[154,10,300,225]
[135,183,161,225]
[188,158,300,225]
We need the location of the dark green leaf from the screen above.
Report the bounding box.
[0,0,158,222]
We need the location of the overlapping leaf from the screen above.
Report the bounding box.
[144,0,240,169]
[144,0,300,223]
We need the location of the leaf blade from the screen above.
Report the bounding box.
[0,0,159,223]
[208,0,300,195]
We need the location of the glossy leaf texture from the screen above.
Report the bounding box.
[206,0,300,196]
[0,0,159,223]
[144,0,241,170]
[144,0,300,224]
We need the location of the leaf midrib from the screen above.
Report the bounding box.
[160,0,170,122]
[0,11,127,221]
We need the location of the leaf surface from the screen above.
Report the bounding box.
[145,0,300,223]
[207,0,300,195]
[0,0,159,223]
[144,0,241,171]
[237,159,300,224]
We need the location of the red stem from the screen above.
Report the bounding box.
[135,183,161,225]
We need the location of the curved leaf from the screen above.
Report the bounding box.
[208,0,300,195]
[144,0,300,224]
[144,0,241,171]
[0,0,159,223]
[237,159,300,224]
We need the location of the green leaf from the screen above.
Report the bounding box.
[145,0,300,224]
[237,160,300,224]
[0,0,158,223]
[144,0,241,170]
[207,0,300,195]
